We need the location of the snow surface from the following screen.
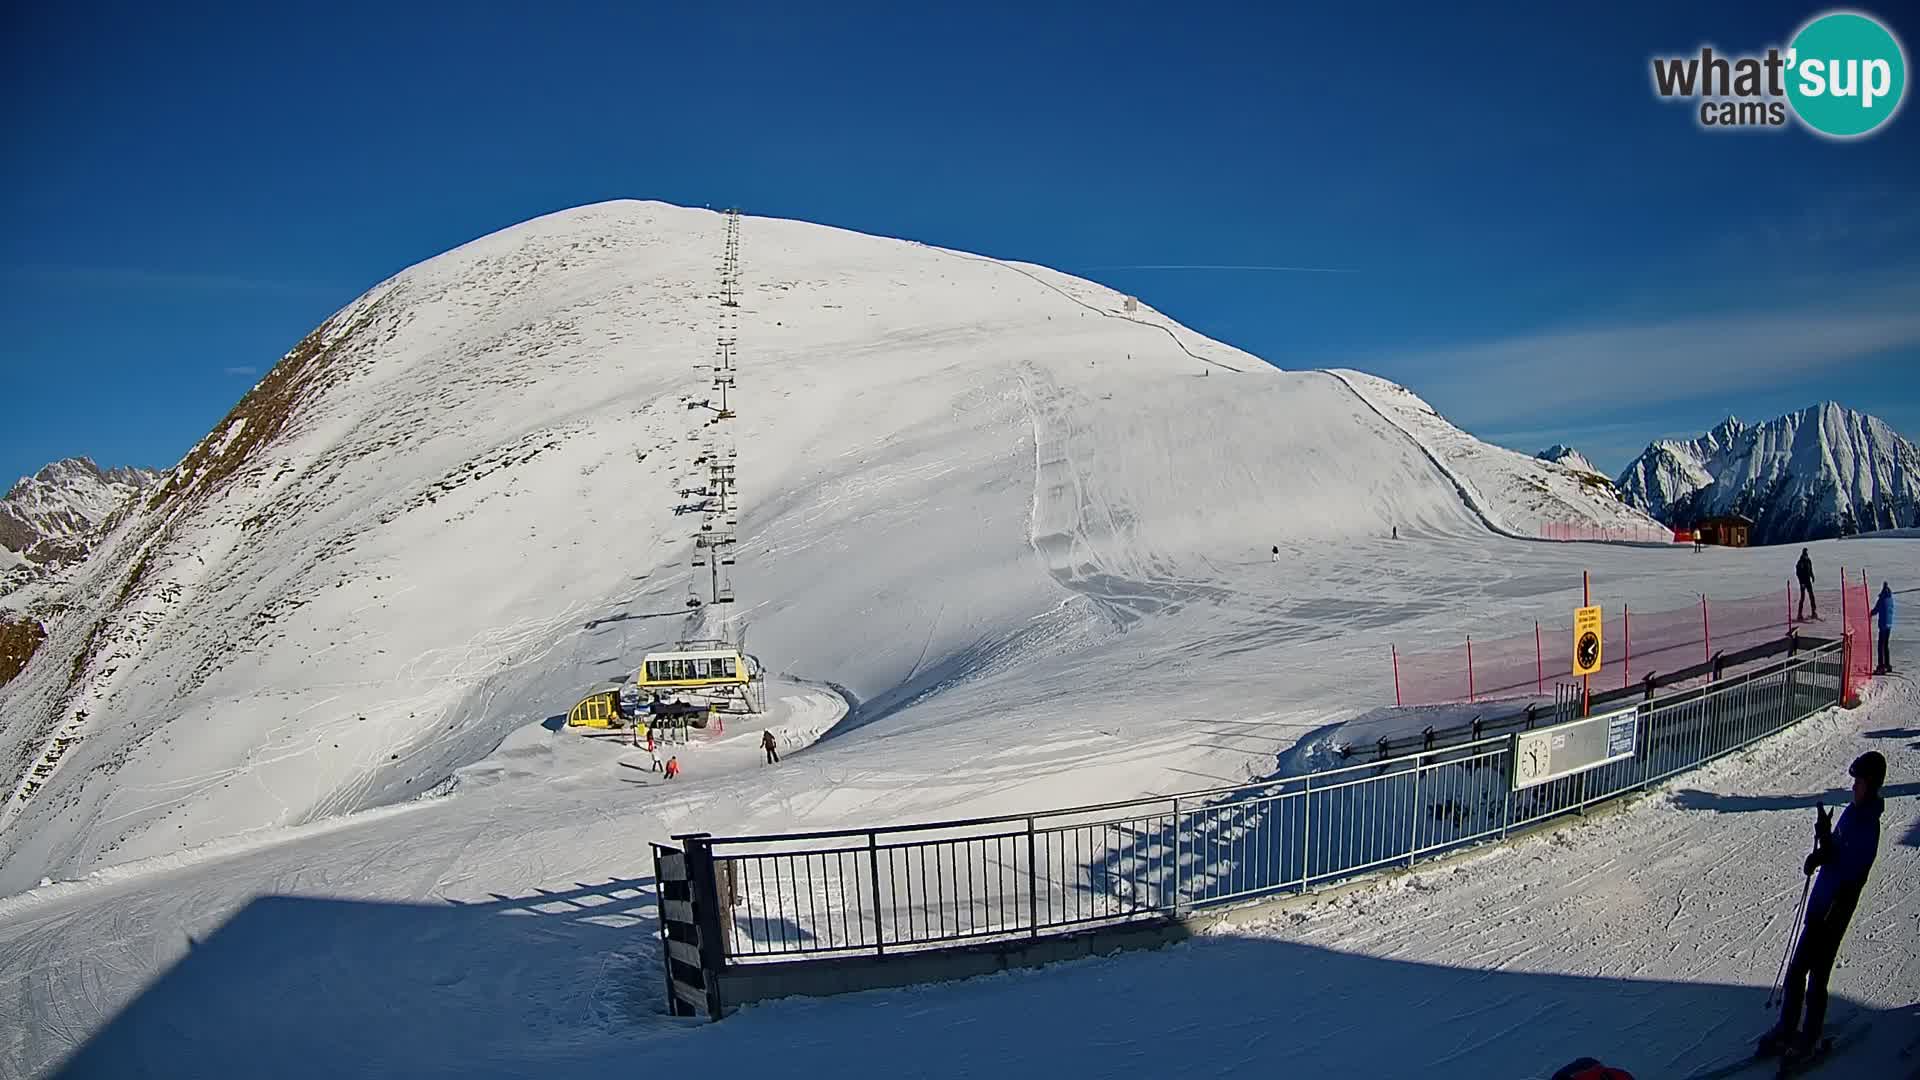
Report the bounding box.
[2,202,1916,1078]
[1332,371,1661,539]
[0,201,1651,890]
[1,598,1913,1079]
[1619,406,1920,543]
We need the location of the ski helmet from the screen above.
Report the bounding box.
[1850,750,1886,789]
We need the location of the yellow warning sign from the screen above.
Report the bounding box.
[1572,605,1604,676]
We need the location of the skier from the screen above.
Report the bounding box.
[648,735,662,773]
[664,755,681,780]
[762,728,780,765]
[1795,549,1818,620]
[1271,545,1279,562]
[1759,751,1886,1066]
[1870,582,1894,675]
[1391,525,1397,541]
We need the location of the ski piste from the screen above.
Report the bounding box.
[1679,1020,1870,1080]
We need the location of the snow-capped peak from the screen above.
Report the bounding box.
[1616,404,1920,543]
[0,457,161,570]
[1536,444,1601,477]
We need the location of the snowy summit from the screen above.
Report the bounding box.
[0,200,1658,890]
[1618,405,1920,543]
[0,457,159,580]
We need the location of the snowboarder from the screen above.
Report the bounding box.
[1758,751,1886,1066]
[1870,582,1894,674]
[762,729,780,765]
[664,755,681,780]
[1795,549,1818,620]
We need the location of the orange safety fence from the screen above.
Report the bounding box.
[1539,522,1685,544]
[1391,576,1871,708]
[1841,568,1875,704]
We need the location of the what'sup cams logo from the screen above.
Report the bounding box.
[1651,9,1907,137]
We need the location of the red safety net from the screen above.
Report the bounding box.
[1539,522,1683,544]
[1841,567,1875,703]
[1391,580,1856,707]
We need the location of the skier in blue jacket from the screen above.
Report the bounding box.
[1869,583,1894,675]
[1760,750,1886,1064]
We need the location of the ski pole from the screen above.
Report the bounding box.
[1766,871,1812,1009]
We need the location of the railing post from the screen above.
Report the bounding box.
[1171,797,1183,913]
[1392,644,1402,707]
[1299,777,1312,893]
[1500,741,1513,839]
[867,831,885,957]
[1026,817,1039,936]
[680,833,728,1019]
[1408,755,1422,867]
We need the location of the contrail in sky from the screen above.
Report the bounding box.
[1081,264,1358,274]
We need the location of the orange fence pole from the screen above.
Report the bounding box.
[1392,644,1402,707]
[1701,594,1712,664]
[1467,636,1475,703]
[1535,620,1543,695]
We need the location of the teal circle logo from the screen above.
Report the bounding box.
[1787,11,1907,137]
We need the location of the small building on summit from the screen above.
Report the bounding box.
[1693,513,1753,548]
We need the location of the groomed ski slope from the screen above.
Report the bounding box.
[0,201,1655,891]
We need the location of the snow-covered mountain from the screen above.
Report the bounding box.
[0,200,1664,890]
[1536,444,1599,477]
[1617,406,1920,544]
[0,458,160,570]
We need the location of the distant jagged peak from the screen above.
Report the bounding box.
[1614,401,1920,544]
[0,455,162,568]
[1536,444,1602,477]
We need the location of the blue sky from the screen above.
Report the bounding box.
[3,1,1916,485]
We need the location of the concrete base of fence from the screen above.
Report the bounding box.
[715,919,1197,1014]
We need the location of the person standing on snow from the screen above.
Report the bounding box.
[1796,549,1818,620]
[1870,583,1895,674]
[648,736,662,773]
[1271,545,1279,562]
[664,755,680,780]
[762,729,780,765]
[1760,751,1886,1064]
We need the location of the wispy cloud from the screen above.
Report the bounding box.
[1081,264,1358,274]
[1379,300,1920,430]
[223,366,259,377]
[4,265,343,298]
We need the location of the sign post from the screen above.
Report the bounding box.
[1572,601,1603,717]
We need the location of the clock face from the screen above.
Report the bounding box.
[1577,631,1600,670]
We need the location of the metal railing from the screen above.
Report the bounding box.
[682,638,1846,965]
